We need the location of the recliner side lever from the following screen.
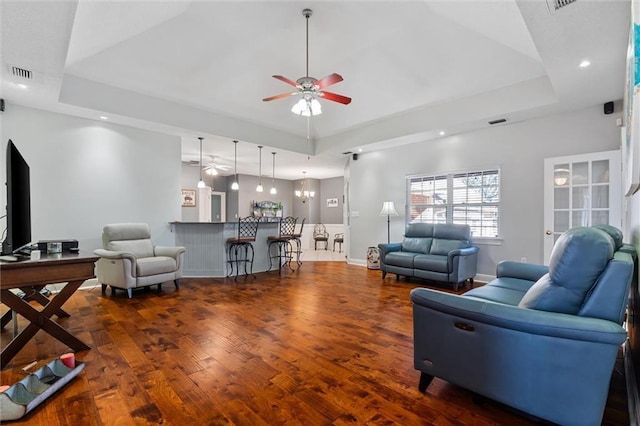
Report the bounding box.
[455,322,475,332]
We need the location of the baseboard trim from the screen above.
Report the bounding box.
[625,339,640,425]
[475,274,494,283]
[43,279,100,295]
[347,258,367,267]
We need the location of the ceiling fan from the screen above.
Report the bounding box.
[262,8,351,116]
[188,156,231,176]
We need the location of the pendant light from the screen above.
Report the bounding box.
[270,152,277,195]
[231,140,239,190]
[256,145,264,192]
[197,137,206,189]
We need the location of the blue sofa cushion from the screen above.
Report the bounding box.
[402,237,432,254]
[433,223,471,240]
[592,224,623,251]
[430,238,467,255]
[385,251,418,268]
[405,223,434,238]
[519,227,614,314]
[464,284,528,306]
[579,251,635,323]
[414,254,449,273]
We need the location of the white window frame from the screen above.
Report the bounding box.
[406,167,501,239]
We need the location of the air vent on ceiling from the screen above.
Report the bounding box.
[11,66,33,80]
[488,118,507,125]
[546,0,577,13]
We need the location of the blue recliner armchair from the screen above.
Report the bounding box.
[411,226,635,426]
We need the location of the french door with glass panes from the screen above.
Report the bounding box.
[543,150,621,262]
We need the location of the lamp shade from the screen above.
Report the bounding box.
[380,201,399,216]
[291,97,322,116]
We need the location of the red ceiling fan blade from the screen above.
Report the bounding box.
[319,91,352,105]
[263,92,297,102]
[272,75,299,88]
[315,73,343,89]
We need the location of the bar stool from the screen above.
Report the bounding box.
[267,216,297,272]
[290,217,306,266]
[226,216,260,280]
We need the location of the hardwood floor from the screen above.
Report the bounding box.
[0,262,629,425]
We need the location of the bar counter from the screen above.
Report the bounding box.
[170,221,280,277]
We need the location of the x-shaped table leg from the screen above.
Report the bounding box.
[1,280,90,368]
[0,286,69,330]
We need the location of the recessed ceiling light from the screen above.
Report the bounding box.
[358,148,363,152]
[99,116,108,120]
[579,60,591,68]
[15,83,28,89]
[439,131,445,136]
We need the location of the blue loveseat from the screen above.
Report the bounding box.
[378,223,478,290]
[410,226,636,426]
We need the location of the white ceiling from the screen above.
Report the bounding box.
[0,0,631,180]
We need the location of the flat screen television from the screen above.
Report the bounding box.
[1,140,31,256]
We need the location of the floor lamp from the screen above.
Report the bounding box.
[380,201,399,244]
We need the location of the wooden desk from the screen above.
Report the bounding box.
[0,252,98,369]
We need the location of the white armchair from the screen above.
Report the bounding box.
[94,223,185,298]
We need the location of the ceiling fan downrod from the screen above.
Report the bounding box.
[303,8,312,78]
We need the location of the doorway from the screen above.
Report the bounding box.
[543,150,621,262]
[211,191,226,222]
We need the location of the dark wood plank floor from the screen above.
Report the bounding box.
[0,262,629,425]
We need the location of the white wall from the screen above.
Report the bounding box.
[347,104,623,277]
[1,104,181,251]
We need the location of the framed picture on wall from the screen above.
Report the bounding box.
[182,189,196,207]
[624,13,640,195]
[326,198,339,208]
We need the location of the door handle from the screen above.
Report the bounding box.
[545,230,552,235]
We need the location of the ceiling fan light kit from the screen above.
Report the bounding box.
[263,8,351,116]
[292,97,321,117]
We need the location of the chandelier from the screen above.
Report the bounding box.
[295,171,315,203]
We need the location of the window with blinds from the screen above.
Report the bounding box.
[407,168,500,238]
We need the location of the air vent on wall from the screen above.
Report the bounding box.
[546,0,577,13]
[488,118,507,125]
[11,66,33,80]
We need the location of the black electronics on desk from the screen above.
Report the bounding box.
[37,239,79,253]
